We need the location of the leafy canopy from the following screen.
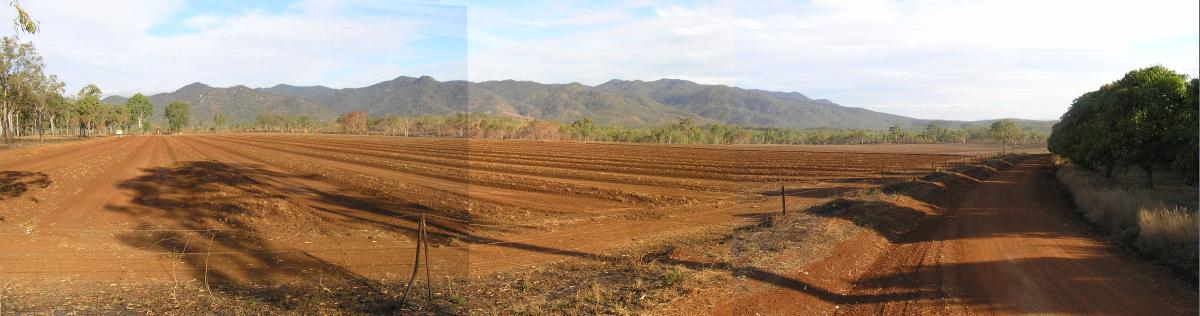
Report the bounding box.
[165,101,190,132]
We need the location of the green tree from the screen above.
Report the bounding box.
[0,37,38,141]
[213,110,228,131]
[989,119,1020,153]
[73,84,101,136]
[1108,66,1191,187]
[1049,66,1196,187]
[165,101,190,133]
[569,117,597,141]
[125,93,152,133]
[1172,79,1199,184]
[103,103,129,133]
[887,125,904,143]
[922,122,947,143]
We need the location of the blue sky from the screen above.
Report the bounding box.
[5,0,1198,120]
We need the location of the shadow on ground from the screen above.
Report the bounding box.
[0,170,51,221]
[0,170,50,200]
[104,160,468,313]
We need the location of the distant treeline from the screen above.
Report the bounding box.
[224,111,1046,147]
[1049,66,1198,186]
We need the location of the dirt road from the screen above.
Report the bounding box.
[722,155,1197,315]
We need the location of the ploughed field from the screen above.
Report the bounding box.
[0,134,984,289]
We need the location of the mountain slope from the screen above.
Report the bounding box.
[471,80,698,126]
[595,79,919,129]
[258,76,916,128]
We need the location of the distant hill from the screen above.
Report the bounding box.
[104,76,1055,130]
[594,79,918,129]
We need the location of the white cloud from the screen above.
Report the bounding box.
[182,14,221,29]
[469,0,1200,120]
[3,0,465,97]
[469,1,737,86]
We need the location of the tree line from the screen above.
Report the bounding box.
[216,111,1044,147]
[1049,66,1198,187]
[0,37,185,141]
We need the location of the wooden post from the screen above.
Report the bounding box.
[401,214,426,306]
[780,183,786,214]
[422,215,432,302]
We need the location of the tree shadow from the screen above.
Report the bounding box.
[0,171,51,221]
[0,171,51,200]
[104,161,467,313]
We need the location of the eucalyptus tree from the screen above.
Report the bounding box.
[73,84,101,136]
[125,93,152,133]
[9,1,37,35]
[0,37,39,141]
[165,101,189,132]
[27,72,61,141]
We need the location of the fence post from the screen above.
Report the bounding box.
[423,215,432,303]
[780,183,786,215]
[401,214,426,307]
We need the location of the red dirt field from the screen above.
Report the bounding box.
[0,133,1037,312]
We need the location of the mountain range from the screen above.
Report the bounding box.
[102,76,1053,131]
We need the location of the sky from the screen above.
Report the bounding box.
[2,0,1197,121]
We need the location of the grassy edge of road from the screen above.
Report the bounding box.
[1053,159,1198,283]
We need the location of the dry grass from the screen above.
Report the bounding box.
[1055,163,1198,279]
[1137,206,1199,269]
[456,232,731,316]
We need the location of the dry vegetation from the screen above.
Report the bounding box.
[1054,161,1198,279]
